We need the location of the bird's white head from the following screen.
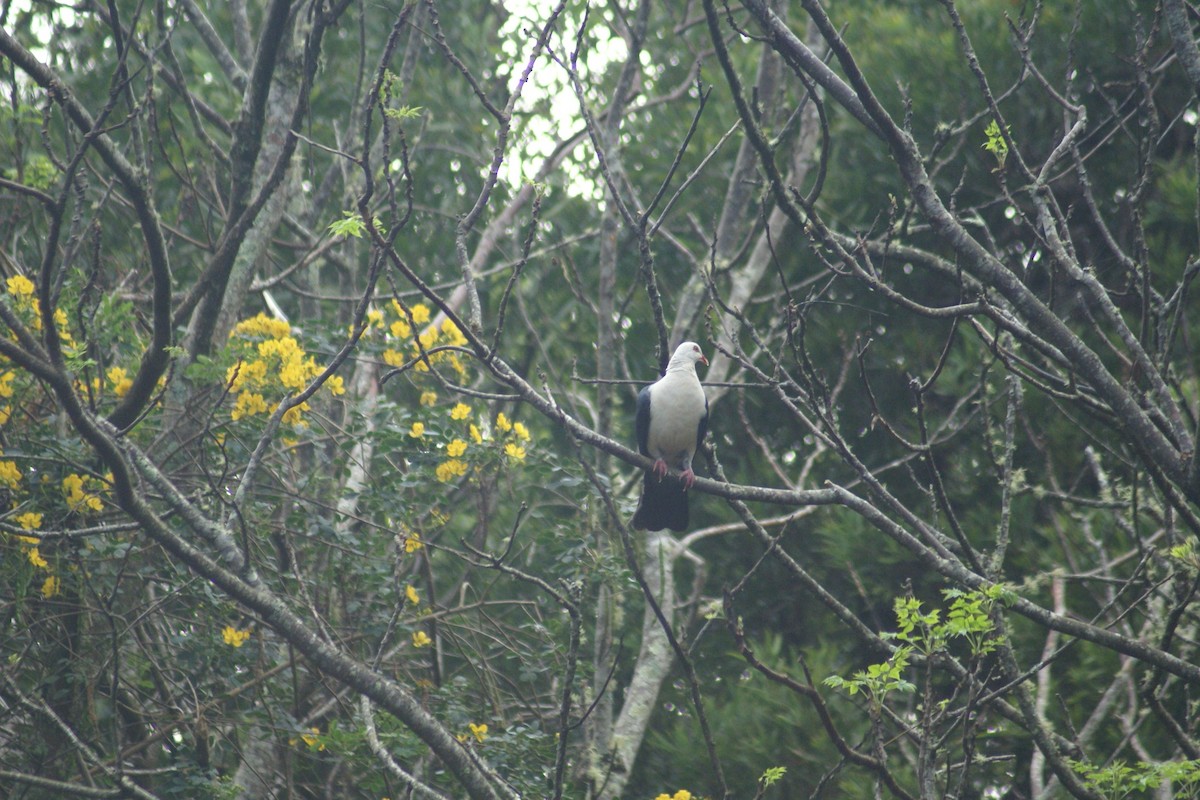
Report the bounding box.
[667,341,709,372]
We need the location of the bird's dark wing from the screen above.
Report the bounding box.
[694,396,709,454]
[635,385,653,456]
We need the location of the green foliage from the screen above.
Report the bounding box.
[981,119,1010,169]
[826,586,1011,703]
[940,585,1012,656]
[1168,540,1200,572]
[4,0,1200,798]
[327,210,386,239]
[759,766,786,788]
[1071,758,1200,800]
[383,105,424,121]
[824,646,916,704]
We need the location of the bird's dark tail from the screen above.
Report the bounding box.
[632,471,689,531]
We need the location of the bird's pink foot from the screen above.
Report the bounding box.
[652,459,668,481]
[681,468,695,491]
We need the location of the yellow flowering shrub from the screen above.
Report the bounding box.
[222,626,251,647]
[457,722,489,743]
[16,512,42,530]
[7,274,34,297]
[224,313,346,426]
[297,728,325,751]
[435,458,468,482]
[376,301,469,377]
[0,458,20,489]
[5,273,74,348]
[0,370,14,425]
[106,366,132,398]
[424,402,537,483]
[412,630,432,648]
[403,530,423,553]
[62,473,105,513]
[231,391,268,421]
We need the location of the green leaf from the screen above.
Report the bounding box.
[982,119,1010,168]
[383,105,424,121]
[327,211,367,239]
[760,766,787,786]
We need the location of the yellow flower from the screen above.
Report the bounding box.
[440,318,467,347]
[230,312,291,340]
[446,353,468,377]
[390,299,431,332]
[367,308,385,329]
[6,274,34,296]
[299,728,325,751]
[258,337,310,390]
[446,438,467,458]
[0,460,20,489]
[41,575,60,598]
[16,512,42,530]
[469,424,483,444]
[0,371,15,399]
[404,530,423,553]
[405,585,420,605]
[383,348,406,367]
[222,626,251,647]
[27,547,48,569]
[673,792,692,800]
[512,422,531,441]
[62,473,83,497]
[62,473,103,512]
[227,358,268,392]
[468,722,488,742]
[390,318,411,340]
[280,401,310,427]
[326,374,345,396]
[503,443,526,462]
[450,402,471,420]
[435,459,468,482]
[107,366,132,398]
[408,421,425,438]
[231,391,269,421]
[495,412,512,433]
[419,391,438,407]
[412,630,432,648]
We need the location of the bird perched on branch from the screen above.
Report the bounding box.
[632,341,709,532]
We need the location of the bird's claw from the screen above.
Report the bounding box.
[681,468,696,491]
[652,459,668,481]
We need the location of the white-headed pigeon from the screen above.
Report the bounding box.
[632,341,709,531]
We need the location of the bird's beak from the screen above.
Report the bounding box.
[699,355,709,366]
